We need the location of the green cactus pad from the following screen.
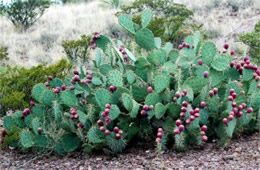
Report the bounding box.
[50,78,63,88]
[92,77,103,86]
[183,77,208,94]
[106,134,126,153]
[125,48,137,62]
[176,56,190,69]
[87,127,104,144]
[201,42,217,65]
[135,57,149,69]
[243,68,254,81]
[3,116,14,131]
[61,133,80,152]
[32,104,46,120]
[162,61,177,74]
[24,114,34,129]
[32,84,47,103]
[210,69,223,87]
[77,110,87,124]
[199,109,209,124]
[135,28,156,50]
[61,90,78,107]
[155,103,167,119]
[195,65,209,78]
[20,130,34,148]
[131,84,148,102]
[147,49,167,65]
[130,100,140,118]
[95,35,112,51]
[95,88,111,109]
[239,112,253,126]
[248,80,258,94]
[167,103,181,119]
[145,92,161,105]
[109,105,121,120]
[164,42,173,54]
[122,93,133,111]
[154,37,162,49]
[168,50,179,63]
[211,55,229,71]
[118,15,135,34]
[193,31,202,55]
[52,101,62,122]
[126,71,135,84]
[32,118,40,134]
[226,119,237,137]
[40,90,55,107]
[141,10,152,28]
[99,64,113,75]
[108,70,123,87]
[180,48,195,60]
[181,85,194,101]
[225,82,241,99]
[208,96,220,113]
[154,75,169,93]
[174,132,188,152]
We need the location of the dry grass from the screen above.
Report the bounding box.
[0,0,259,67]
[0,1,119,67]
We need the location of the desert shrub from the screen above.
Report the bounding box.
[62,35,92,66]
[239,20,260,64]
[0,10,259,155]
[0,59,72,115]
[118,0,193,46]
[60,0,91,4]
[0,46,9,62]
[0,0,51,31]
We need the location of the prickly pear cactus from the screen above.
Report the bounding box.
[1,10,259,156]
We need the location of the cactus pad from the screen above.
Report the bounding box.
[211,55,229,71]
[118,15,135,34]
[95,35,112,51]
[243,68,254,81]
[201,42,216,65]
[109,105,121,120]
[108,70,123,87]
[95,88,111,109]
[154,75,169,93]
[32,84,47,102]
[122,93,133,111]
[40,90,55,107]
[87,127,104,144]
[135,28,156,50]
[20,130,34,148]
[141,10,152,28]
[130,101,140,118]
[61,90,78,107]
[145,92,161,105]
[155,103,167,119]
[50,78,63,88]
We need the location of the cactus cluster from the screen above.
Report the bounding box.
[0,10,259,155]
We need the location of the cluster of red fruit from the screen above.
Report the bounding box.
[90,32,100,50]
[20,108,31,119]
[140,104,152,116]
[209,87,218,97]
[109,85,117,93]
[178,42,191,50]
[222,43,235,55]
[200,125,208,142]
[173,89,187,102]
[173,119,185,135]
[70,108,84,128]
[223,89,253,125]
[119,45,130,64]
[155,128,163,143]
[101,104,112,125]
[230,56,259,76]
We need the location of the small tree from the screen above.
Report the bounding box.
[1,0,51,31]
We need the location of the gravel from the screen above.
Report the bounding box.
[0,132,259,170]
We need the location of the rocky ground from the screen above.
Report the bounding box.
[0,132,259,170]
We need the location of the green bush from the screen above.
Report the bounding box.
[118,0,193,46]
[0,0,51,31]
[239,20,260,64]
[62,35,92,65]
[0,10,259,155]
[0,59,72,115]
[0,46,8,62]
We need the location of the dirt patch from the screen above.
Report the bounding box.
[0,132,259,170]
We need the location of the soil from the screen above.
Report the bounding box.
[0,132,259,170]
